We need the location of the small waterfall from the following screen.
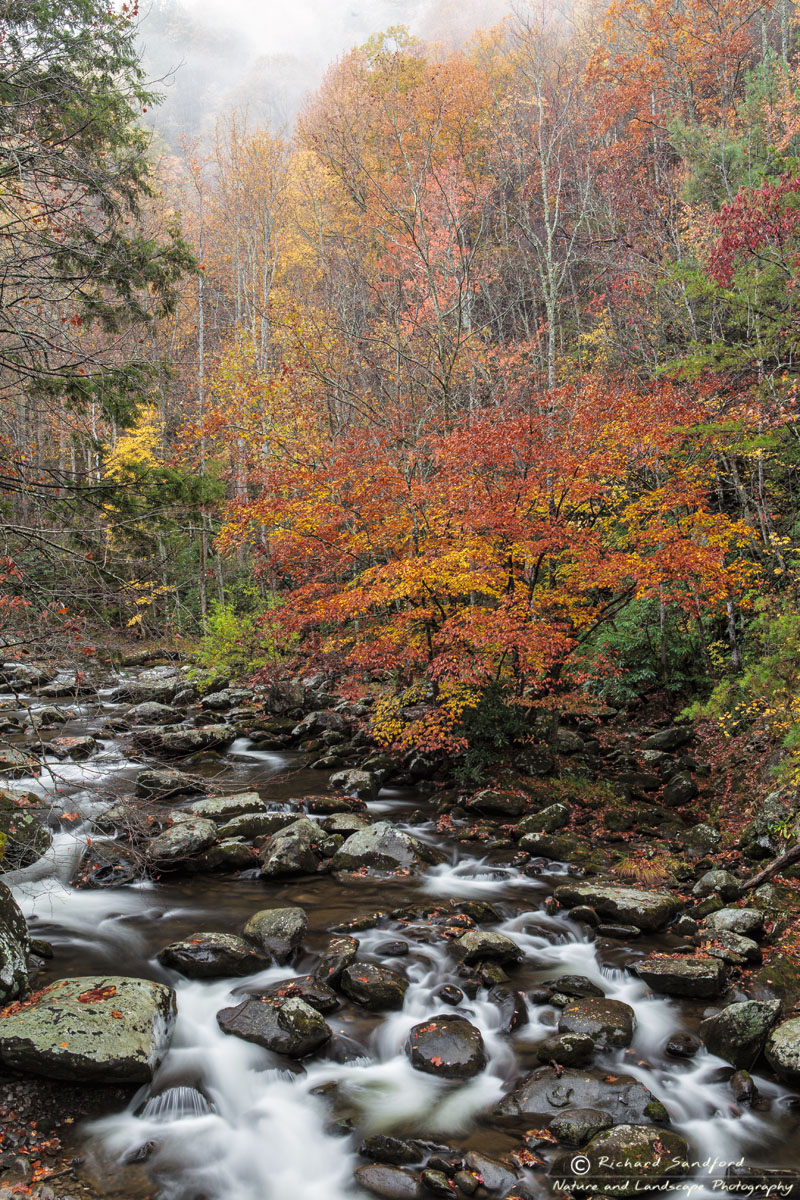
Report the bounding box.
[140,1086,213,1121]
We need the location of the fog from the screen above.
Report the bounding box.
[136,0,514,146]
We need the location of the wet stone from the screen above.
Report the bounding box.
[495,1065,668,1124]
[665,1031,701,1059]
[405,1014,487,1079]
[702,999,780,1068]
[549,1107,614,1147]
[147,818,218,870]
[359,1135,421,1165]
[766,1016,800,1084]
[242,906,308,963]
[488,985,528,1033]
[251,976,339,1014]
[0,882,29,1003]
[187,792,266,822]
[534,1032,595,1068]
[552,1124,690,1196]
[548,975,604,999]
[315,935,359,985]
[135,768,199,801]
[355,1164,421,1199]
[635,954,727,998]
[435,985,464,1006]
[216,995,331,1058]
[419,1169,456,1198]
[157,932,267,978]
[341,963,409,1010]
[376,940,410,956]
[260,817,327,878]
[558,997,636,1049]
[553,882,681,931]
[452,930,523,965]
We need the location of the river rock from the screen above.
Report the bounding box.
[355,1165,420,1199]
[766,1017,800,1083]
[0,882,29,1003]
[324,812,371,835]
[488,985,528,1033]
[0,791,51,867]
[496,1066,668,1124]
[0,975,176,1082]
[315,935,359,985]
[147,818,218,869]
[329,768,378,802]
[552,1124,690,1196]
[112,666,183,704]
[193,840,259,872]
[254,976,339,1013]
[38,672,96,698]
[1,661,53,688]
[550,1107,614,1146]
[28,704,70,728]
[341,963,408,1009]
[549,975,604,999]
[452,930,523,965]
[553,882,681,931]
[535,1032,595,1067]
[260,817,327,878]
[216,996,331,1057]
[187,792,266,822]
[219,812,297,840]
[701,929,762,965]
[126,701,182,725]
[158,932,267,978]
[405,1015,487,1079]
[133,723,237,756]
[635,954,726,998]
[558,997,636,1049]
[201,688,252,711]
[49,734,97,760]
[704,907,764,938]
[331,821,442,875]
[701,999,780,1068]
[242,907,308,963]
[136,767,199,800]
[465,789,529,817]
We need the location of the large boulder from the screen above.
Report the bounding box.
[146,818,218,870]
[495,1066,668,1124]
[242,907,308,963]
[340,963,408,1010]
[704,908,764,938]
[259,818,328,878]
[157,932,267,978]
[552,1125,690,1196]
[217,996,331,1057]
[0,976,175,1082]
[554,882,681,932]
[701,999,780,1068]
[558,998,636,1050]
[635,954,726,998]
[0,791,51,868]
[0,883,29,1003]
[405,1015,487,1079]
[766,1017,800,1084]
[331,821,442,876]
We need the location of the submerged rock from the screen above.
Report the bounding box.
[0,975,176,1082]
[0,882,29,1003]
[405,1014,487,1079]
[553,882,681,932]
[242,907,308,963]
[217,996,331,1057]
[635,954,727,998]
[157,932,267,978]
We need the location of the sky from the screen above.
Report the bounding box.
[136,0,515,143]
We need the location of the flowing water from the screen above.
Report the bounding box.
[3,677,800,1200]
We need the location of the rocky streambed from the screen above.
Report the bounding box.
[1,660,800,1200]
